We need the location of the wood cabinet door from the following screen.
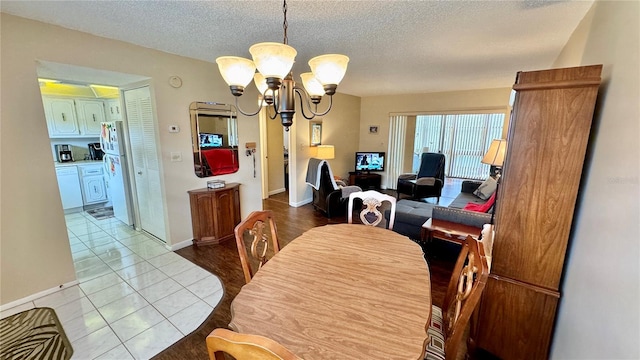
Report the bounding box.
[476,276,559,360]
[192,193,216,241]
[214,189,238,242]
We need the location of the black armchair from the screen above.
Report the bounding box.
[306,159,361,218]
[396,152,446,202]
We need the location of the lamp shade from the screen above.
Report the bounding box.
[249,42,297,79]
[300,72,325,97]
[482,139,507,167]
[316,145,335,160]
[308,54,349,86]
[253,73,269,95]
[215,56,256,87]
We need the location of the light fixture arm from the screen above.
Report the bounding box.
[233,96,266,117]
[294,86,333,120]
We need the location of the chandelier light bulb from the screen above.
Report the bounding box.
[215,56,256,90]
[253,73,269,95]
[300,73,325,97]
[249,42,297,80]
[308,54,350,86]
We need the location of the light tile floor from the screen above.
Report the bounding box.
[1,211,224,359]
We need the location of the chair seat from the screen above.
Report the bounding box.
[425,306,446,360]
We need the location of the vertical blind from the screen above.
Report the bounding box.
[386,115,408,189]
[415,113,504,179]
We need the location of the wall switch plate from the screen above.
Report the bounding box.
[170,152,182,162]
[168,125,180,133]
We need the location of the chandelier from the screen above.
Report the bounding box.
[215,0,349,131]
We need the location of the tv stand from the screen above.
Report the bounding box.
[349,172,381,190]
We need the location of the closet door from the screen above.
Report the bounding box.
[124,86,167,242]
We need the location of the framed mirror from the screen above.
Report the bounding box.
[190,102,239,177]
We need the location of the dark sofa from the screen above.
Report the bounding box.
[386,180,492,241]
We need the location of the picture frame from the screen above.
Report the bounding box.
[310,121,322,146]
[369,125,379,134]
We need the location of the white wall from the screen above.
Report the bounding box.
[0,14,264,304]
[550,1,640,358]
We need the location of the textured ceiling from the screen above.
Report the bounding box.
[1,0,594,97]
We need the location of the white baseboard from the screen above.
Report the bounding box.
[0,280,79,312]
[290,197,312,207]
[268,188,286,196]
[170,238,194,251]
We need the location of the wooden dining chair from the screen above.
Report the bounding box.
[425,235,489,360]
[234,210,280,284]
[206,328,301,360]
[347,190,397,230]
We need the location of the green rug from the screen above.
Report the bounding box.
[0,307,73,360]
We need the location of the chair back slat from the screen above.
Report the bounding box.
[347,190,397,230]
[207,328,301,360]
[234,210,280,284]
[441,235,489,360]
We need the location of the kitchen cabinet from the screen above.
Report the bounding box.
[43,96,106,138]
[55,166,83,210]
[79,164,107,205]
[473,65,602,359]
[43,97,80,137]
[188,184,241,246]
[106,99,123,121]
[76,99,106,136]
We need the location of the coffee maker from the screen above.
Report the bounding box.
[88,142,104,160]
[55,144,74,162]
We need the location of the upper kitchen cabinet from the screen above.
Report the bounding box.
[43,96,106,138]
[43,97,80,137]
[76,99,106,135]
[106,99,123,121]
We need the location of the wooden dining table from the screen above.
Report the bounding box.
[229,223,432,359]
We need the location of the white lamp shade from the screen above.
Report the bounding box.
[308,54,349,85]
[300,72,325,97]
[249,42,297,79]
[215,56,256,87]
[481,139,507,166]
[316,145,335,160]
[253,73,269,95]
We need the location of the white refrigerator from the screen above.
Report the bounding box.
[101,121,134,226]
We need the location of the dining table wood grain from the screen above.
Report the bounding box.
[229,223,432,359]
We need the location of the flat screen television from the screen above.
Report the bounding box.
[355,152,385,172]
[199,133,223,148]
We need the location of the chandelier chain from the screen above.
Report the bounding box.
[282,0,288,45]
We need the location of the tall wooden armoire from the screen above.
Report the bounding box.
[475,65,602,359]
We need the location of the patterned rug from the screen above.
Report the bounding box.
[0,307,73,359]
[86,206,114,220]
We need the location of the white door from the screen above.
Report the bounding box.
[123,86,166,241]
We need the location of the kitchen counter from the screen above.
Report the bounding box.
[54,160,103,168]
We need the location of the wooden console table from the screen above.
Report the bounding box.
[348,172,381,190]
[188,183,240,246]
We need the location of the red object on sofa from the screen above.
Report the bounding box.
[463,191,496,213]
[201,149,239,175]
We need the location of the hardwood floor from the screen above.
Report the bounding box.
[152,190,459,360]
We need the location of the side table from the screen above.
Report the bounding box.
[421,218,482,246]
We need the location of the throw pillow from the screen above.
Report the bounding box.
[463,191,496,213]
[473,177,497,200]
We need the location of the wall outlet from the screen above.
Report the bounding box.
[170,152,182,162]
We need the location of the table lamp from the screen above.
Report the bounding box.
[316,145,335,160]
[481,139,507,224]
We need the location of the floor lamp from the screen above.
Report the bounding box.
[481,139,507,224]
